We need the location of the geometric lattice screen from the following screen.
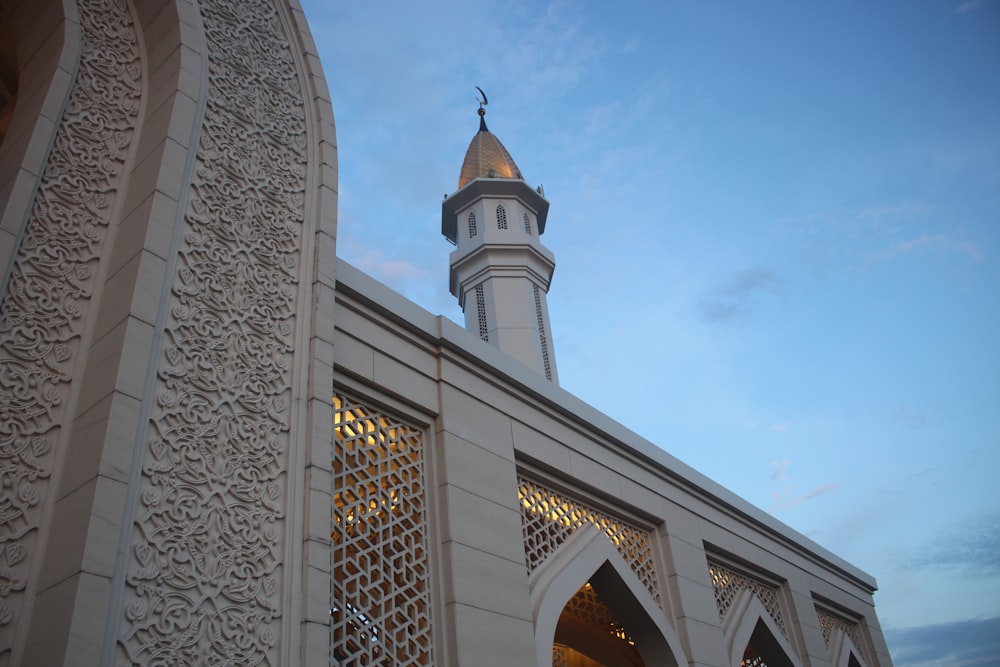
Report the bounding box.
[817,606,873,666]
[517,475,661,607]
[707,558,788,639]
[332,395,432,666]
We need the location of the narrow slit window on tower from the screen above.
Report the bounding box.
[475,284,489,342]
[534,284,552,380]
[496,203,508,230]
[523,212,532,235]
[468,211,477,238]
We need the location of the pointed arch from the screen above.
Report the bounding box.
[530,524,687,667]
[830,629,869,667]
[725,591,802,667]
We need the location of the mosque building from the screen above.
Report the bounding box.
[0,0,893,665]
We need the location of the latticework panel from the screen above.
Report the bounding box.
[333,396,432,666]
[817,607,873,666]
[564,583,635,645]
[552,644,569,667]
[517,476,661,606]
[708,559,788,639]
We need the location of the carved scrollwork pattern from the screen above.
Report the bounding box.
[0,0,141,655]
[707,559,788,639]
[517,475,661,607]
[117,0,307,663]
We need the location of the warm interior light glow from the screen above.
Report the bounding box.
[331,394,431,663]
[517,483,626,544]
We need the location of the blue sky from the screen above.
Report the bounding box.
[300,1,1000,664]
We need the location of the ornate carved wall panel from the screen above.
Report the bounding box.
[332,395,433,666]
[517,475,661,607]
[0,0,141,657]
[707,559,788,639]
[117,0,307,662]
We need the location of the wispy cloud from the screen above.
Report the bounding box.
[698,267,784,324]
[885,616,1000,667]
[893,405,927,429]
[900,514,1000,575]
[782,201,984,269]
[858,202,935,223]
[771,481,841,511]
[882,234,983,262]
[802,483,840,501]
[953,0,984,14]
[353,249,424,284]
[769,422,791,432]
[769,459,791,481]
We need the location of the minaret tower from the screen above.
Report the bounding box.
[442,91,558,382]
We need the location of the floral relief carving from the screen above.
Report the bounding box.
[0,0,141,655]
[117,0,307,663]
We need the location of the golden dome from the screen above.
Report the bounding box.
[457,112,523,189]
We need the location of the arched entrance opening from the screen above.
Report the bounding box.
[740,618,795,667]
[530,526,686,667]
[552,581,645,666]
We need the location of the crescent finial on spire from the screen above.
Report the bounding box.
[475,86,489,131]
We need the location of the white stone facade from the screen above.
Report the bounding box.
[0,0,892,665]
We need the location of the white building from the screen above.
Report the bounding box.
[0,0,892,665]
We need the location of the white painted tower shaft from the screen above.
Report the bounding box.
[443,134,558,382]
